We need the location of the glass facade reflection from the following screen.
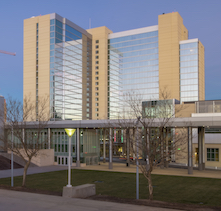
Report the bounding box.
[108,30,159,119]
[50,18,92,120]
[52,128,100,165]
[180,41,198,102]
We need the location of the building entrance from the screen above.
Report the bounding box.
[58,156,70,166]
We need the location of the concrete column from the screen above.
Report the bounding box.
[48,128,50,149]
[126,128,130,167]
[103,129,106,163]
[198,127,205,171]
[109,128,113,169]
[188,127,193,174]
[76,128,80,167]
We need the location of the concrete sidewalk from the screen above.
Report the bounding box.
[0,189,180,211]
[0,165,68,178]
[0,162,221,179]
[79,162,221,179]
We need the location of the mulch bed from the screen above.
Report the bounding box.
[0,184,220,211]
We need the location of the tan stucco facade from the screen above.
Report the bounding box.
[23,14,50,119]
[175,102,195,118]
[86,27,113,120]
[158,12,188,101]
[198,40,205,101]
[193,143,221,168]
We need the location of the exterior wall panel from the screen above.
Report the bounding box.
[87,27,113,120]
[158,12,188,100]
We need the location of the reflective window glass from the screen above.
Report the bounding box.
[180,60,198,68]
[50,38,55,44]
[50,19,55,25]
[50,26,55,31]
[55,19,62,28]
[65,24,82,38]
[55,26,62,34]
[180,42,198,49]
[50,32,55,38]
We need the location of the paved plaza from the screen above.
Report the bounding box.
[0,189,181,211]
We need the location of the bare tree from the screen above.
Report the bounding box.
[0,96,50,187]
[115,90,188,200]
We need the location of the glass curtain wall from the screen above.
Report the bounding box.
[180,42,199,102]
[52,128,100,165]
[52,129,76,164]
[108,31,159,119]
[50,19,91,120]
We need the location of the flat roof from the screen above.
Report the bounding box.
[108,25,158,39]
[8,116,221,129]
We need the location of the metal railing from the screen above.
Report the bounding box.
[196,101,221,113]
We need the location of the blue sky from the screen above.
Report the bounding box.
[0,0,220,101]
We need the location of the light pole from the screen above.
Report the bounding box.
[136,116,140,200]
[65,128,76,187]
[11,126,13,187]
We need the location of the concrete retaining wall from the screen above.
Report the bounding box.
[63,184,96,198]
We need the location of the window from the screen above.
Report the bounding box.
[96,113,99,117]
[95,77,99,80]
[95,66,99,70]
[87,103,89,107]
[95,61,99,64]
[86,108,89,112]
[96,45,99,49]
[207,148,219,161]
[95,87,99,91]
[95,98,99,101]
[96,51,99,54]
[95,71,99,75]
[95,103,99,106]
[96,40,99,43]
[96,56,99,59]
[95,92,99,96]
[95,82,99,85]
[96,108,99,112]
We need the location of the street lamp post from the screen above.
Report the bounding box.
[65,128,76,187]
[11,126,13,187]
[136,116,140,200]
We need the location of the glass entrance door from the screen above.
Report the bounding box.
[57,156,69,166]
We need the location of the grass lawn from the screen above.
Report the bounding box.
[0,169,221,206]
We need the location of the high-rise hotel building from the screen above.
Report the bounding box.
[23,12,204,120]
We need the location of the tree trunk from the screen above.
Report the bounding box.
[148,171,153,200]
[22,159,31,187]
